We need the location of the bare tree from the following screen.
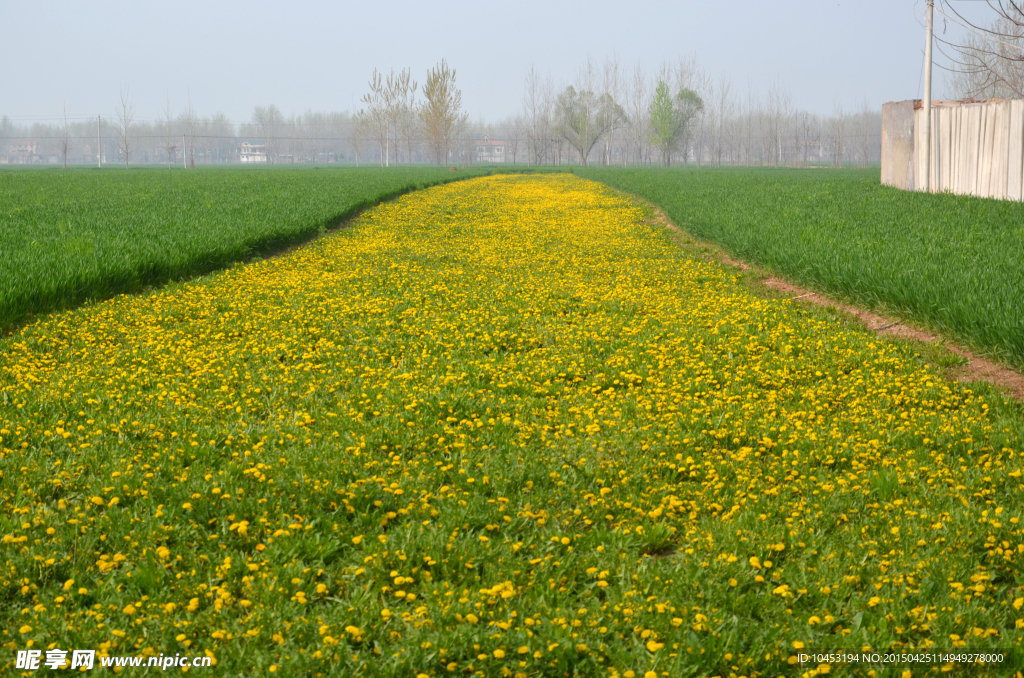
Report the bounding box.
[351,111,369,167]
[855,99,875,168]
[57,104,71,170]
[523,66,553,166]
[710,77,733,167]
[115,85,135,169]
[388,68,419,166]
[421,59,467,167]
[206,112,234,164]
[691,68,713,167]
[764,82,792,167]
[601,57,624,165]
[828,101,846,168]
[252,104,282,165]
[940,3,1024,99]
[361,70,389,166]
[163,97,177,169]
[507,115,525,165]
[183,93,198,168]
[626,65,651,166]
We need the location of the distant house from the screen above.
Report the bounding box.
[238,141,267,164]
[7,140,40,164]
[475,134,505,164]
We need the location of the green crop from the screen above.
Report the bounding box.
[0,166,492,333]
[576,167,1024,368]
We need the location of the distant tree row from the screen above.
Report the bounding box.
[1,57,880,168]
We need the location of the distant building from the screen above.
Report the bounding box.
[7,140,40,164]
[238,141,267,164]
[474,134,505,164]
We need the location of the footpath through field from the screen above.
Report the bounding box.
[1,175,1022,676]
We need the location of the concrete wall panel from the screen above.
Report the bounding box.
[882,98,1024,201]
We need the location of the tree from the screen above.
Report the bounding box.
[115,85,135,169]
[707,76,733,167]
[57,104,71,170]
[361,69,388,166]
[183,93,198,168]
[626,65,651,166]
[555,85,623,166]
[828,102,846,168]
[523,66,553,166]
[163,98,177,169]
[351,111,369,167]
[252,104,283,165]
[206,112,234,164]
[507,115,525,165]
[647,81,703,166]
[420,59,467,167]
[764,82,791,167]
[601,57,624,165]
[388,68,419,166]
[941,4,1024,99]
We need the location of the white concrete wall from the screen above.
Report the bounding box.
[882,98,1024,201]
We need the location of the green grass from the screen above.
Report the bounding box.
[0,165,493,333]
[574,167,1024,368]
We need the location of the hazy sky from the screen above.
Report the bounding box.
[0,1,996,125]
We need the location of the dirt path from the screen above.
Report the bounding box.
[641,202,1024,402]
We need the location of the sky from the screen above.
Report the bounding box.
[0,0,998,126]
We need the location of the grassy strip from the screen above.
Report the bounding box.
[0,166,493,333]
[574,167,1024,369]
[3,175,1023,676]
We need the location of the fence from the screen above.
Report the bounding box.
[881,98,1024,200]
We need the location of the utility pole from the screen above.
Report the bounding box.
[97,115,102,168]
[923,0,934,192]
[183,134,187,169]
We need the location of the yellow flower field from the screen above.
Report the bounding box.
[1,174,1022,676]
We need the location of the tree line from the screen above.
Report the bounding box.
[1,57,880,168]
[504,57,880,168]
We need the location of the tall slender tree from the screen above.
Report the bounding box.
[115,86,135,169]
[361,70,388,166]
[163,97,177,169]
[420,59,466,167]
[57,104,71,170]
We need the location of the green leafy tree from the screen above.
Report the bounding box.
[649,81,704,166]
